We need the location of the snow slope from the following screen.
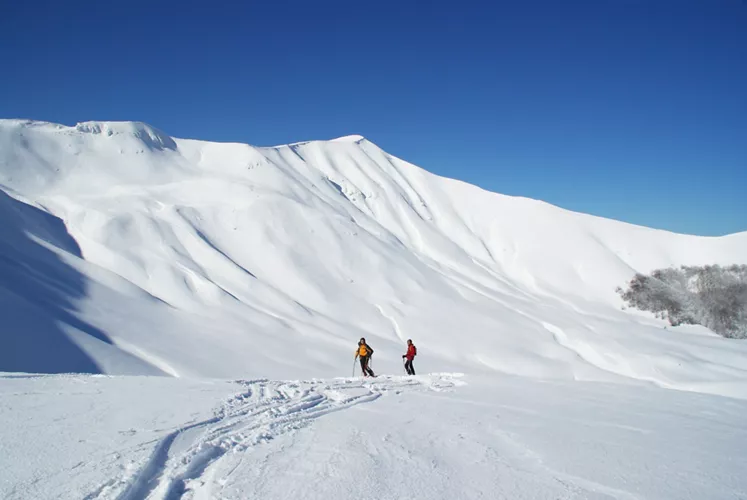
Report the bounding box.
[1,119,746,397]
[2,120,747,500]
[2,373,745,500]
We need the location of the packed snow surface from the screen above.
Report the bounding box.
[1,120,746,498]
[1,373,745,500]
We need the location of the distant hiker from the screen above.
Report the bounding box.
[402,339,417,375]
[355,337,375,377]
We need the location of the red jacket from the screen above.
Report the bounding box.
[405,344,417,360]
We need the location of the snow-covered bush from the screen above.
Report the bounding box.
[617,265,747,339]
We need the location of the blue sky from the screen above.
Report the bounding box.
[1,1,745,235]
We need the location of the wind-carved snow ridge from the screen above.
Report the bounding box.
[99,374,463,500]
[75,121,177,151]
[331,134,366,143]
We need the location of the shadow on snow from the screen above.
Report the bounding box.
[0,189,113,374]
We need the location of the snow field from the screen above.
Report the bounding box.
[1,373,745,500]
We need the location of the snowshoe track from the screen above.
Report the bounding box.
[91,374,462,500]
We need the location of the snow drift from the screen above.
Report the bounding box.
[1,119,746,397]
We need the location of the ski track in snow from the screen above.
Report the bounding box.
[87,374,463,500]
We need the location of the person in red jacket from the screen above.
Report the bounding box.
[402,339,417,375]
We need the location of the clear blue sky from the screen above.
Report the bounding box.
[1,1,745,235]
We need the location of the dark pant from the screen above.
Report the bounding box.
[404,359,415,375]
[360,356,375,377]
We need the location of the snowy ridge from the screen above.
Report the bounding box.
[74,121,177,151]
[330,134,366,142]
[0,119,746,398]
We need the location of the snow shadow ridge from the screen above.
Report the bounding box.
[0,189,112,374]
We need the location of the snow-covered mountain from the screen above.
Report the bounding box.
[3,119,747,500]
[1,119,746,396]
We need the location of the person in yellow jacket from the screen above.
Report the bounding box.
[355,337,375,377]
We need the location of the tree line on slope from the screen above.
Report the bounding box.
[617,265,747,339]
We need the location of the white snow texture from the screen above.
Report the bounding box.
[1,120,746,499]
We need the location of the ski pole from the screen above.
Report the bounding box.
[352,358,357,377]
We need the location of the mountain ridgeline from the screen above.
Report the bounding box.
[0,119,746,397]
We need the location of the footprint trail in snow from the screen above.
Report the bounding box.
[90,374,463,500]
